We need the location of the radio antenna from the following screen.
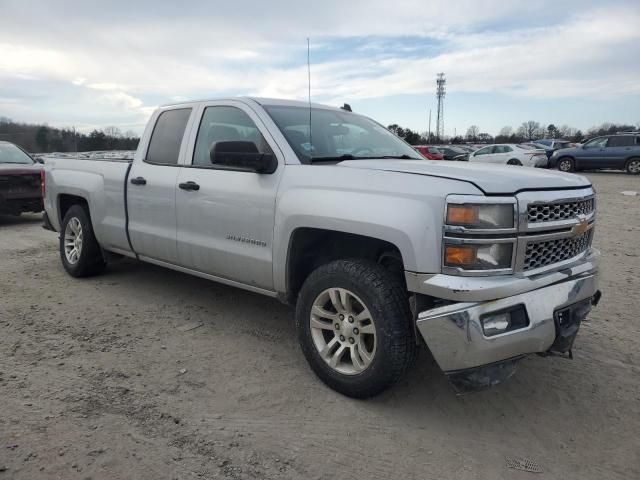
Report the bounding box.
[307,37,313,158]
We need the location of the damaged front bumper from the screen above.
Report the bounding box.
[413,252,600,390]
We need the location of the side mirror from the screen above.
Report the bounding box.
[209,141,277,174]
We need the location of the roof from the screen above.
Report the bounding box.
[160,96,343,111]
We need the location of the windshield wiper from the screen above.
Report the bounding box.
[378,155,421,160]
[310,154,420,163]
[309,154,356,163]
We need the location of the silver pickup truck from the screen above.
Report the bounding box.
[43,98,601,397]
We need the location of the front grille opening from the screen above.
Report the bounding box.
[524,230,592,270]
[527,198,594,223]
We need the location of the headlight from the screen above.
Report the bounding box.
[444,242,514,270]
[443,197,517,275]
[446,203,514,230]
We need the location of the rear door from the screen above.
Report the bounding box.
[127,107,194,263]
[175,101,283,291]
[605,136,635,169]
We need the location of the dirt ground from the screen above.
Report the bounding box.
[1,172,639,480]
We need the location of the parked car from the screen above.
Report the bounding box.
[549,134,640,174]
[435,146,469,161]
[469,144,549,167]
[413,145,444,160]
[0,141,43,215]
[536,139,572,150]
[42,97,600,397]
[457,145,477,153]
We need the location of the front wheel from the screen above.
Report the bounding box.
[626,158,640,175]
[295,259,417,398]
[557,157,574,172]
[60,204,105,277]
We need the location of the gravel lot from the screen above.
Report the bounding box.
[1,172,639,480]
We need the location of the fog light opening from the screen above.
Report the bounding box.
[481,305,529,337]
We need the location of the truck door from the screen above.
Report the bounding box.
[578,137,608,169]
[605,136,634,169]
[127,107,193,264]
[175,102,282,291]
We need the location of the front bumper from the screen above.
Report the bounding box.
[415,270,598,373]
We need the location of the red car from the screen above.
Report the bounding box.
[0,141,44,216]
[413,145,444,160]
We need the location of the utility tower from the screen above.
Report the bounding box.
[435,73,446,139]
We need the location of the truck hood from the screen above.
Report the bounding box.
[338,159,590,194]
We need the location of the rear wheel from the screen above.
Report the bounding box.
[295,259,417,398]
[626,157,640,175]
[557,157,574,172]
[60,205,105,277]
[507,158,522,166]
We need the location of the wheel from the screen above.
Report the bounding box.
[60,204,105,277]
[507,159,522,166]
[557,157,574,172]
[295,259,417,398]
[626,157,640,175]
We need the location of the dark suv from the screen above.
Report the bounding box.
[549,133,640,174]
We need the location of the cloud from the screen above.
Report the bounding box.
[0,0,638,131]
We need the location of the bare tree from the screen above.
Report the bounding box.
[517,121,541,141]
[104,126,122,138]
[465,125,480,141]
[498,126,513,137]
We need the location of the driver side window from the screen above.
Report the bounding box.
[475,146,493,156]
[584,137,608,148]
[192,106,273,167]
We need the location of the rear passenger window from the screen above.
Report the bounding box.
[146,108,191,165]
[608,136,635,147]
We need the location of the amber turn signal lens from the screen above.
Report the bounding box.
[445,245,477,266]
[447,205,479,225]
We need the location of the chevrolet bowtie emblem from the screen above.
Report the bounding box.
[572,216,589,236]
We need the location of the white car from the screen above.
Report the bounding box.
[469,144,548,167]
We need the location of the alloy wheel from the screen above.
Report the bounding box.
[64,217,83,264]
[309,288,377,375]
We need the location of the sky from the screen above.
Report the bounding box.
[1,0,639,137]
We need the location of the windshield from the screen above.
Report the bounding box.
[263,106,422,163]
[0,143,34,164]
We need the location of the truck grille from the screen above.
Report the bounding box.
[523,230,592,271]
[527,198,595,223]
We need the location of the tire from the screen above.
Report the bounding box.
[507,158,522,166]
[59,204,105,277]
[295,259,417,398]
[626,157,640,175]
[557,157,574,172]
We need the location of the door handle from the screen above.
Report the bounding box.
[130,176,147,185]
[179,181,200,191]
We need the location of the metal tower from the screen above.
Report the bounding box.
[435,73,446,139]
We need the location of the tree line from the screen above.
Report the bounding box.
[0,117,139,153]
[388,121,639,146]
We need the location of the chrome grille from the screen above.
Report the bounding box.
[527,198,595,223]
[523,230,592,271]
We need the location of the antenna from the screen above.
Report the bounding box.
[307,38,313,158]
[436,73,446,140]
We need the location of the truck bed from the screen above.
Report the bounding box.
[45,156,134,254]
